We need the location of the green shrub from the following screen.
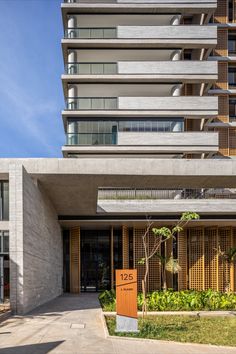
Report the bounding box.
[99,289,236,312]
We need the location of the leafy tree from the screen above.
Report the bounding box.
[139,212,199,317]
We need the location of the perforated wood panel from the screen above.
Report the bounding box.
[217,96,229,123]
[122,226,129,269]
[166,237,173,289]
[133,228,161,292]
[214,0,228,24]
[214,128,229,156]
[218,227,232,291]
[229,128,236,155]
[204,228,218,290]
[188,228,204,290]
[148,230,161,291]
[178,230,188,290]
[70,227,80,293]
[133,228,146,292]
[233,228,236,291]
[216,62,228,89]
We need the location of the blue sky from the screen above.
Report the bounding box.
[0,0,64,157]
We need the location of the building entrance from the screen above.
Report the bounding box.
[80,230,111,292]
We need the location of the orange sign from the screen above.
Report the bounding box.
[116,269,137,319]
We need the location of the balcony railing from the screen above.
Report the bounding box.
[67,133,117,145]
[65,62,117,75]
[65,27,117,39]
[66,97,117,110]
[98,188,236,200]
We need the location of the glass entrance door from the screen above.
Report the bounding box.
[81,230,111,292]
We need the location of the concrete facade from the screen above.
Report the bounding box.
[9,165,62,314]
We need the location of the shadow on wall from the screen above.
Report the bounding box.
[0,341,64,354]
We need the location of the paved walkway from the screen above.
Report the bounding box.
[0,294,235,354]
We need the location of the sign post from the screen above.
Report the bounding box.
[116,269,138,332]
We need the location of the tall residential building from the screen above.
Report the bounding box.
[1,0,236,314]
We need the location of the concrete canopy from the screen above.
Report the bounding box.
[2,158,236,217]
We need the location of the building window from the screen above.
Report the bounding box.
[229,98,236,120]
[228,33,236,54]
[0,182,9,221]
[229,0,233,22]
[0,231,9,254]
[66,119,184,145]
[228,66,236,87]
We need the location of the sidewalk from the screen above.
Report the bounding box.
[0,294,235,354]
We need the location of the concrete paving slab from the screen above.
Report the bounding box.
[0,294,235,354]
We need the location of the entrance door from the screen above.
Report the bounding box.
[0,256,3,302]
[81,230,111,292]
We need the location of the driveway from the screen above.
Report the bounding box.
[0,294,235,354]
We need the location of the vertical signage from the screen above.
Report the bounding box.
[116,269,138,332]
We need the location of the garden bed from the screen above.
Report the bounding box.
[105,315,236,347]
[99,289,236,312]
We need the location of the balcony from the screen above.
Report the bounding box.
[63,131,218,157]
[64,96,218,118]
[62,25,217,50]
[63,60,218,84]
[62,0,217,15]
[97,187,236,214]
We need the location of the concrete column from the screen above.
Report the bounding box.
[68,85,77,110]
[67,16,77,38]
[171,84,182,96]
[68,51,77,74]
[68,51,77,63]
[170,15,181,25]
[170,50,182,61]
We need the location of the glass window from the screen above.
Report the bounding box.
[0,231,9,254]
[229,99,236,119]
[0,182,9,221]
[104,63,117,74]
[229,66,236,87]
[229,33,236,54]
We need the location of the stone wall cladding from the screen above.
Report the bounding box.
[10,164,62,314]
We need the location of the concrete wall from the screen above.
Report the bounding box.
[9,164,62,314]
[118,61,218,75]
[118,96,218,113]
[74,49,174,62]
[118,132,219,147]
[117,25,217,40]
[75,14,174,26]
[76,83,173,96]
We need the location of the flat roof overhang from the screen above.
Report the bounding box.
[61,1,217,27]
[2,158,236,217]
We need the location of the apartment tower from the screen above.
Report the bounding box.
[1,0,236,314]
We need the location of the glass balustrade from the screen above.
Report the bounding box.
[66,63,117,75]
[67,133,117,145]
[66,97,117,110]
[65,27,117,39]
[98,188,236,200]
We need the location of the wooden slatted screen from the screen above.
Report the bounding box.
[133,228,146,292]
[133,228,161,292]
[122,226,129,269]
[218,227,232,291]
[214,128,229,156]
[204,228,218,290]
[188,228,204,290]
[166,237,173,289]
[214,1,228,24]
[229,128,236,155]
[70,227,80,293]
[178,230,188,290]
[148,230,161,291]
